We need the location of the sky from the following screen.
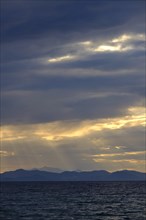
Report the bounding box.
[0,0,145,173]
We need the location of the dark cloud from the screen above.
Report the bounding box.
[1,88,143,125]
[1,0,145,43]
[51,51,144,71]
[1,0,145,125]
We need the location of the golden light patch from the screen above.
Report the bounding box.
[48,55,74,63]
[114,146,126,149]
[112,159,145,164]
[1,127,26,142]
[0,150,15,157]
[112,33,145,43]
[93,158,145,164]
[47,33,144,65]
[94,44,132,52]
[112,34,131,43]
[91,151,145,158]
[95,44,122,52]
[79,41,92,45]
[1,106,145,143]
[77,33,143,54]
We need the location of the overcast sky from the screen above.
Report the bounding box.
[1,0,145,172]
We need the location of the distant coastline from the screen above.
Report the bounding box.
[1,169,145,182]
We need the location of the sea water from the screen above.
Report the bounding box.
[0,181,146,220]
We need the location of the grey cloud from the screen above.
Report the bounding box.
[2,0,145,42]
[1,0,145,172]
[89,126,145,153]
[1,0,145,63]
[1,88,143,125]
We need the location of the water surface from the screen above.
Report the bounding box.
[0,181,146,220]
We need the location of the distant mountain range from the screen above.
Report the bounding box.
[0,169,145,181]
[31,166,64,173]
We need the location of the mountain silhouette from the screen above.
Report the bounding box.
[31,166,64,173]
[0,169,145,181]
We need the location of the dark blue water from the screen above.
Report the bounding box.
[0,181,146,220]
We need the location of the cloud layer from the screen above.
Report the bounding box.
[1,0,145,172]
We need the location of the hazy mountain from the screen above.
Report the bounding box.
[31,167,82,173]
[0,169,145,181]
[31,167,64,173]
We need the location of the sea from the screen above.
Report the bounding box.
[0,181,146,220]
